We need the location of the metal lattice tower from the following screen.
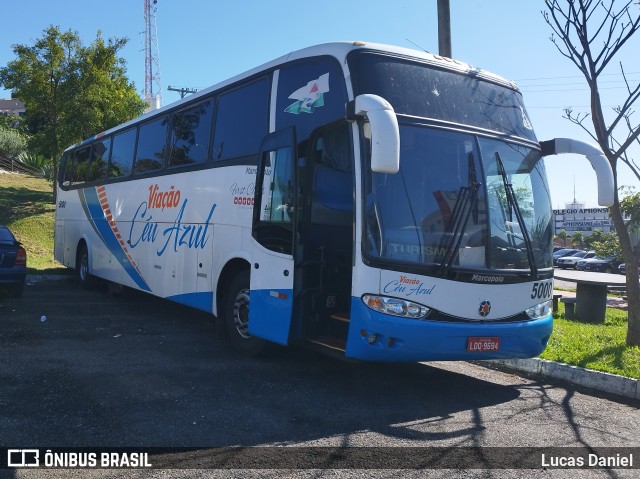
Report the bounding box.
[144,0,161,111]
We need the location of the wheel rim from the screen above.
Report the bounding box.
[80,253,89,281]
[233,288,251,339]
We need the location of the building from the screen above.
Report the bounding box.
[553,201,614,237]
[0,98,25,118]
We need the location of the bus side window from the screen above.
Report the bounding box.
[88,137,111,183]
[61,153,73,188]
[73,146,91,185]
[262,148,294,224]
[212,79,269,163]
[134,116,169,175]
[109,128,136,178]
[169,99,213,167]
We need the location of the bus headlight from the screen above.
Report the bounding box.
[526,300,552,319]
[362,294,430,319]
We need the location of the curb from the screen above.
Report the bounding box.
[482,358,640,401]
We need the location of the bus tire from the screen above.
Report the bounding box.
[224,270,267,356]
[76,243,94,289]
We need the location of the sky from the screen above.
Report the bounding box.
[1,0,639,209]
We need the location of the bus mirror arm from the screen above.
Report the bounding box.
[540,138,614,207]
[348,94,400,174]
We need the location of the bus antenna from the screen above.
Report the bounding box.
[406,38,430,54]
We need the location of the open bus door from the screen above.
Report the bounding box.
[248,128,297,345]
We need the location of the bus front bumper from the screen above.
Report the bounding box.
[345,298,553,362]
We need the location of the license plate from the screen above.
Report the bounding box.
[467,336,500,352]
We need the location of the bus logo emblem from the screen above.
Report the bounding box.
[478,301,491,317]
[285,73,330,114]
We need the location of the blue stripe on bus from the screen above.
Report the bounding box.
[247,288,294,345]
[81,188,151,292]
[167,291,213,312]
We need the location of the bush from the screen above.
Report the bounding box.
[17,152,53,179]
[0,127,27,159]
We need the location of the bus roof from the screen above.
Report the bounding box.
[64,41,518,153]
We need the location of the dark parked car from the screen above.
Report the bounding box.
[0,225,27,297]
[553,248,581,266]
[583,256,623,273]
[576,257,599,271]
[619,261,640,275]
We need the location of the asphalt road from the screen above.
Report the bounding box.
[1,280,639,478]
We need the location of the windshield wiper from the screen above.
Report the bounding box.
[438,152,480,274]
[495,152,538,279]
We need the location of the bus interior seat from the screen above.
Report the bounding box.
[310,165,352,227]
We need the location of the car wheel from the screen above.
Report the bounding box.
[605,265,613,274]
[224,270,267,356]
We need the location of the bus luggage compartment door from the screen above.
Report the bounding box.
[248,247,294,345]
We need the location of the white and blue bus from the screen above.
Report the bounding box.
[55,42,613,361]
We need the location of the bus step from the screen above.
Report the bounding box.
[309,336,346,352]
[330,312,350,323]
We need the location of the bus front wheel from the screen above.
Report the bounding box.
[224,270,267,356]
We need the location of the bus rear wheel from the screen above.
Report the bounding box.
[224,270,267,356]
[76,243,94,289]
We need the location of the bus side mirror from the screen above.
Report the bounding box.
[540,138,614,207]
[348,94,400,174]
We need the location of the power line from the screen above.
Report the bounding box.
[519,78,639,88]
[514,71,639,94]
[526,105,614,109]
[515,71,640,82]
[522,85,636,93]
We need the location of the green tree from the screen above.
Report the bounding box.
[570,231,584,248]
[583,229,621,254]
[591,236,623,260]
[0,114,25,133]
[555,228,568,247]
[544,0,640,346]
[583,229,604,249]
[619,188,640,235]
[67,34,146,141]
[0,26,145,199]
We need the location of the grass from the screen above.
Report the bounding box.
[0,173,65,272]
[1,173,640,379]
[541,302,640,379]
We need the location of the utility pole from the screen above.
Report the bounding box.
[167,85,198,99]
[437,0,452,58]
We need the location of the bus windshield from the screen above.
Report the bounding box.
[363,124,553,274]
[350,52,553,275]
[348,50,536,141]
